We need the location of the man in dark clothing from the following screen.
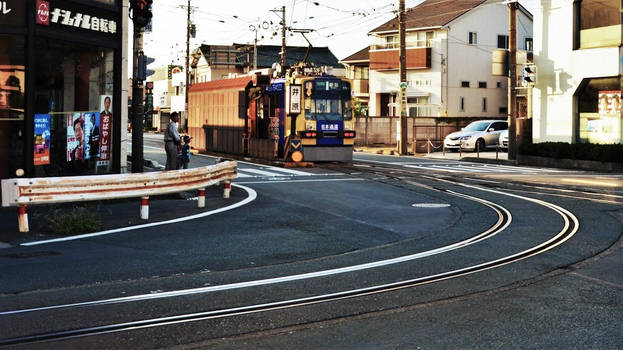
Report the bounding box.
[164,112,181,170]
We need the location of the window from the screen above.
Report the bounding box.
[460,97,465,112]
[385,35,397,49]
[499,107,508,114]
[354,67,369,80]
[0,35,25,179]
[461,81,470,88]
[482,98,487,112]
[468,32,477,45]
[478,82,487,89]
[497,82,502,88]
[525,38,533,51]
[407,96,430,117]
[497,35,509,49]
[575,0,621,49]
[577,76,621,144]
[33,38,115,177]
[491,121,507,131]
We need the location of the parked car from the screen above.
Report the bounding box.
[444,120,508,152]
[499,129,509,150]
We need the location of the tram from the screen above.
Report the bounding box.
[187,65,355,162]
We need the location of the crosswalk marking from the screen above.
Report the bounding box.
[402,162,564,175]
[240,168,292,177]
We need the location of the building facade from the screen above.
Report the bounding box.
[367,0,532,118]
[532,0,622,144]
[0,0,128,181]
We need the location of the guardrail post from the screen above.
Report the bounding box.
[198,188,206,208]
[427,139,431,155]
[223,181,231,199]
[140,197,149,220]
[18,205,29,233]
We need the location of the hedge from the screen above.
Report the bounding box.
[519,142,623,163]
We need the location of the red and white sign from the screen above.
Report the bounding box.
[36,0,49,25]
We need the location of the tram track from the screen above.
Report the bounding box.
[0,161,581,347]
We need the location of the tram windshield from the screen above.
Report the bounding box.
[306,80,352,121]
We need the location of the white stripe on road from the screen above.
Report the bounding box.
[239,168,294,177]
[20,184,258,247]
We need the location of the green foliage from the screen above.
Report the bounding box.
[46,206,102,236]
[519,142,623,163]
[353,98,368,117]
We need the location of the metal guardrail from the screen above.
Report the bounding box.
[1,161,237,232]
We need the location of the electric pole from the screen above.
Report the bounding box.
[281,6,286,76]
[398,0,408,155]
[270,6,287,77]
[508,0,518,161]
[184,0,191,133]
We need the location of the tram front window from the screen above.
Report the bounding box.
[311,98,343,121]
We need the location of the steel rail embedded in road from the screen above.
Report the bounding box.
[0,183,579,347]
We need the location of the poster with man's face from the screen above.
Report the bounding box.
[67,113,85,161]
[99,95,113,162]
[84,112,101,159]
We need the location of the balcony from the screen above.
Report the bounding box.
[370,47,432,71]
[371,39,432,51]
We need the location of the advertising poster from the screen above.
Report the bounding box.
[33,114,50,165]
[598,91,622,115]
[99,95,113,163]
[67,113,85,161]
[84,112,101,159]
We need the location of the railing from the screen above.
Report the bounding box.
[1,161,237,233]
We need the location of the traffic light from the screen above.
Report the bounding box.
[131,0,153,28]
[522,64,536,85]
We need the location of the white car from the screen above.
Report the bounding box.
[444,120,508,152]
[499,129,509,150]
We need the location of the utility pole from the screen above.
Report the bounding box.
[398,0,408,155]
[281,6,286,76]
[184,0,191,133]
[270,6,287,77]
[131,26,144,173]
[508,0,518,161]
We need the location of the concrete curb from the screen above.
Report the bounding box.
[517,155,623,173]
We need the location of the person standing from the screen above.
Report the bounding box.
[179,135,192,169]
[164,112,181,170]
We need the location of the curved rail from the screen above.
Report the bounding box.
[0,184,579,346]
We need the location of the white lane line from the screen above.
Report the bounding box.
[19,184,257,247]
[1,191,509,315]
[239,168,293,177]
[237,178,365,185]
[235,172,254,178]
[262,166,312,176]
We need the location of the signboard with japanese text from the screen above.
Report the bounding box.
[99,95,113,163]
[286,84,302,115]
[37,0,118,37]
[0,0,26,27]
[34,114,51,166]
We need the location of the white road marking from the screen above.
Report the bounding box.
[19,184,258,247]
[239,168,295,177]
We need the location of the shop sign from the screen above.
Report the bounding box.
[0,0,25,26]
[34,114,51,166]
[39,3,117,35]
[286,84,301,114]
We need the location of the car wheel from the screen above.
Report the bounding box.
[476,139,486,152]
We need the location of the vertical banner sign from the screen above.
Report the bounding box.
[84,112,101,159]
[99,95,113,163]
[33,114,51,166]
[287,84,302,114]
[67,113,85,161]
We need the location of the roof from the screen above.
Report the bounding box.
[369,0,487,34]
[239,45,343,68]
[341,47,370,63]
[189,76,252,93]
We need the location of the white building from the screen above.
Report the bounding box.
[532,0,622,144]
[367,0,532,118]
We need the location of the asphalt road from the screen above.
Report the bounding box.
[0,136,621,349]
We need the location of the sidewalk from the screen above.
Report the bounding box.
[355,145,510,163]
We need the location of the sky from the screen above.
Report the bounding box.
[132,0,537,74]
